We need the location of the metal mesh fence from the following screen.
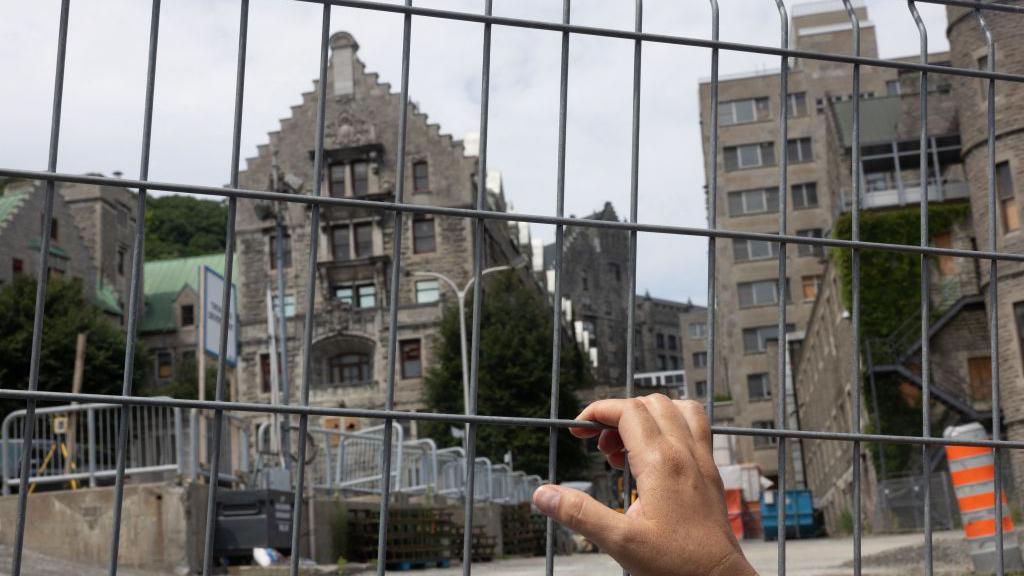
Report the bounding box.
[2,0,1024,575]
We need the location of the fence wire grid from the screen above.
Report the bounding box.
[2,0,1023,575]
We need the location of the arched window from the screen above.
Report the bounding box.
[330,353,370,385]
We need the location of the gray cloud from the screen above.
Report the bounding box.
[0,0,948,303]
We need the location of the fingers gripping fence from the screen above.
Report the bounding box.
[3,1,1024,575]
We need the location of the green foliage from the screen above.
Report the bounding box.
[0,276,146,415]
[422,271,590,479]
[145,194,228,260]
[831,203,970,339]
[831,204,970,475]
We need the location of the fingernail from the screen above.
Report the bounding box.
[533,485,562,516]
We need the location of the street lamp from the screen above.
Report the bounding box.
[408,259,526,418]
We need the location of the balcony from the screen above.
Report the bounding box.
[836,179,969,215]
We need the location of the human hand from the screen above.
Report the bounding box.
[532,395,756,576]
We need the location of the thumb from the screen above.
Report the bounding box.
[532,484,633,556]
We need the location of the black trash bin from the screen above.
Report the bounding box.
[214,489,293,559]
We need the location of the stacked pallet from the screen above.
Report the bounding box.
[500,503,545,557]
[347,507,456,569]
[452,525,498,563]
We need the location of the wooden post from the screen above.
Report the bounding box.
[64,332,86,480]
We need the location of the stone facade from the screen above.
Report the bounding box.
[234,32,531,417]
[0,180,96,299]
[946,4,1024,500]
[60,177,138,317]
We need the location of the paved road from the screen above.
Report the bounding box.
[389,531,970,576]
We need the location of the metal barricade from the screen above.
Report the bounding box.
[1,402,184,494]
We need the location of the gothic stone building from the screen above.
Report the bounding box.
[234,32,528,417]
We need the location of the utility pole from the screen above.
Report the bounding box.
[271,148,292,472]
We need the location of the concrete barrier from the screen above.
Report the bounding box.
[0,482,199,573]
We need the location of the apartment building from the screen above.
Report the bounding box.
[698,0,906,478]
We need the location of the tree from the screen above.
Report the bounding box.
[145,194,228,260]
[423,271,590,479]
[0,276,146,416]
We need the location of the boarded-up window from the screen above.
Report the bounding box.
[968,356,992,402]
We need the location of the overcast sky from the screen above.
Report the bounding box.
[1,0,950,304]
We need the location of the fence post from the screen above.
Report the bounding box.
[190,408,199,482]
[174,407,184,479]
[87,407,97,488]
[2,414,11,496]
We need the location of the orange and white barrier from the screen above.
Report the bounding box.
[944,422,1023,573]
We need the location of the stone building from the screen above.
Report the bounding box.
[60,177,138,323]
[0,180,99,303]
[541,201,707,400]
[233,32,530,417]
[946,3,1024,499]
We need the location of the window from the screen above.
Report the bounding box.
[413,215,436,253]
[271,294,297,317]
[334,286,353,304]
[329,164,347,197]
[933,233,955,276]
[737,279,787,309]
[801,275,822,302]
[694,380,708,398]
[582,319,596,340]
[656,333,665,349]
[689,322,707,339]
[607,262,621,282]
[796,229,824,257]
[742,325,793,354]
[400,339,422,379]
[413,161,429,193]
[352,161,370,196]
[156,350,173,381]
[667,334,677,351]
[865,172,890,192]
[332,226,351,261]
[181,304,194,327]
[968,356,992,402]
[727,188,779,217]
[733,237,779,262]
[978,55,990,98]
[998,162,1019,233]
[415,279,440,304]
[354,222,373,258]
[259,352,281,394]
[787,92,807,117]
[657,355,667,370]
[693,352,708,368]
[752,420,778,447]
[330,353,371,385]
[724,142,775,171]
[670,356,680,370]
[719,97,770,126]
[357,284,377,308]
[269,234,292,269]
[117,248,125,275]
[791,182,818,209]
[50,218,58,241]
[582,274,589,291]
[12,258,23,276]
[748,373,772,401]
[886,79,902,96]
[787,137,813,163]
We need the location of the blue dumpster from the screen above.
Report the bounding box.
[760,490,817,541]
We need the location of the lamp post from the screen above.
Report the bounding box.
[408,261,524,418]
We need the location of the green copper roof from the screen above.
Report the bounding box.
[0,192,28,231]
[142,254,229,334]
[27,237,69,258]
[95,282,123,316]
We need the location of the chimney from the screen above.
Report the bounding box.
[330,31,358,97]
